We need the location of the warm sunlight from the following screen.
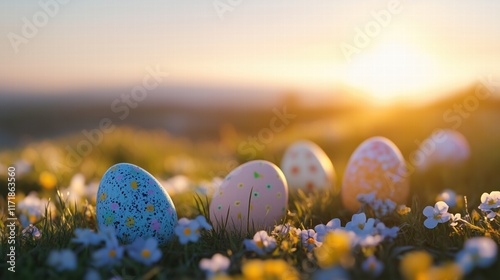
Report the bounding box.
[344,40,440,103]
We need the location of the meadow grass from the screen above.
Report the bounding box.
[1,102,500,280]
[1,177,499,279]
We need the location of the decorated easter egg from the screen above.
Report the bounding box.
[341,137,409,212]
[209,160,288,234]
[416,129,470,171]
[96,163,178,245]
[281,140,336,191]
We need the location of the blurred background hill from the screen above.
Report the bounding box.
[1,81,497,148]
[1,82,499,204]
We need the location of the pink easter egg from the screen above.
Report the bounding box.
[341,137,409,212]
[417,129,470,171]
[281,140,336,191]
[209,160,288,234]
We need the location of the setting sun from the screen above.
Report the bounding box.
[344,40,440,103]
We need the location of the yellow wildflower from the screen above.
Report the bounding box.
[423,262,463,280]
[39,171,57,190]
[242,259,298,280]
[400,251,433,280]
[314,230,352,268]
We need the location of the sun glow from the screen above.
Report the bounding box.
[344,40,440,104]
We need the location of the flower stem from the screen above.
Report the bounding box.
[459,219,486,233]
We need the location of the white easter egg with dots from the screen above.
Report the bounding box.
[209,160,288,234]
[281,140,336,191]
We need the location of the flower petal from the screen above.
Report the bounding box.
[327,218,342,230]
[424,218,438,229]
[486,211,497,219]
[435,201,449,213]
[480,193,488,203]
[423,206,435,217]
[440,213,451,223]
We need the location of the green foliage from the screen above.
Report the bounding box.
[1,103,500,279]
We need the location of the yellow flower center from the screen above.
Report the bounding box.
[369,261,376,271]
[488,199,496,206]
[131,181,138,190]
[109,250,116,258]
[307,237,315,244]
[471,253,480,263]
[184,228,191,235]
[141,249,151,258]
[256,240,264,248]
[358,224,365,230]
[434,214,442,220]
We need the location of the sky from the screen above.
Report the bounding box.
[0,0,499,104]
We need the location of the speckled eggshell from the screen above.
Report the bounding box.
[341,137,409,212]
[209,160,288,234]
[96,163,178,245]
[281,140,336,191]
[417,129,470,171]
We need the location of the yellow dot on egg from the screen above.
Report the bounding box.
[219,191,223,196]
[131,181,138,190]
[126,217,135,227]
[237,213,242,219]
[277,192,281,198]
[100,192,107,201]
[146,205,154,212]
[235,201,241,206]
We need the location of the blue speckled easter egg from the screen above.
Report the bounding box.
[96,163,177,245]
